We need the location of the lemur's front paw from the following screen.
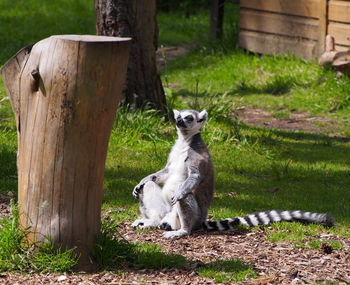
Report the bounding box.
[131,219,144,228]
[171,192,185,206]
[132,183,144,199]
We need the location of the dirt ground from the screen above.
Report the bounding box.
[2,47,350,284]
[2,222,350,284]
[236,106,350,139]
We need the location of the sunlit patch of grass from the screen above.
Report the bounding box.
[307,239,343,250]
[197,258,256,283]
[265,222,346,250]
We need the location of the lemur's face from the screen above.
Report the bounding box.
[173,109,208,133]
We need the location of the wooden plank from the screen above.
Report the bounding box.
[335,44,350,52]
[328,22,350,46]
[240,0,320,18]
[317,0,328,56]
[240,9,319,40]
[239,30,318,60]
[329,1,350,24]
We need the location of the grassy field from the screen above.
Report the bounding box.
[0,0,350,282]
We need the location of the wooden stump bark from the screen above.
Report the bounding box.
[1,35,131,267]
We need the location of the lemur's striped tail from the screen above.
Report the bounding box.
[202,210,334,231]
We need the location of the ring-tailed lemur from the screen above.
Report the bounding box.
[132,109,334,238]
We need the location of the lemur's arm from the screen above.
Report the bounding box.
[141,167,169,185]
[171,159,206,205]
[132,166,169,198]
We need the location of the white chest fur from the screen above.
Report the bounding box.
[162,137,189,202]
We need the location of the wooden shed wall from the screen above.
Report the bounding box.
[328,1,350,50]
[239,0,350,60]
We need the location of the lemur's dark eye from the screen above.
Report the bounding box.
[185,115,194,122]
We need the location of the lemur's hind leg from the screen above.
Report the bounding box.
[163,193,200,238]
[132,181,171,228]
[159,205,180,231]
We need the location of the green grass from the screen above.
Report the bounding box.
[197,258,256,283]
[158,4,350,132]
[265,222,344,248]
[0,0,95,65]
[164,51,350,127]
[0,201,79,272]
[158,11,210,46]
[105,106,350,225]
[0,129,17,194]
[307,239,343,250]
[92,220,187,270]
[0,1,350,282]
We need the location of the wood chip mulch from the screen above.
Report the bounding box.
[1,201,350,284]
[117,223,350,285]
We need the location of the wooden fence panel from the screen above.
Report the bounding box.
[335,45,350,51]
[240,0,320,18]
[328,22,350,46]
[239,0,349,59]
[329,1,350,24]
[318,0,328,56]
[240,9,319,40]
[239,30,317,59]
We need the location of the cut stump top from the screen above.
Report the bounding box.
[50,34,132,42]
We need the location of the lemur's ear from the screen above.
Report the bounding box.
[198,110,208,123]
[173,109,180,120]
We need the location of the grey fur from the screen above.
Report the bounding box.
[203,210,334,231]
[132,109,334,238]
[132,109,214,238]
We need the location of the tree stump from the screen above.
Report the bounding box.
[0,35,131,268]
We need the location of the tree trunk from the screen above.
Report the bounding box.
[210,0,225,39]
[95,0,167,114]
[0,35,131,268]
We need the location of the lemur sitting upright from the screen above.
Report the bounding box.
[132,109,334,239]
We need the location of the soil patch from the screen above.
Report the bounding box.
[0,193,13,218]
[237,106,349,138]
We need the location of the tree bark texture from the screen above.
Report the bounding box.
[210,0,225,39]
[95,0,167,113]
[0,35,131,267]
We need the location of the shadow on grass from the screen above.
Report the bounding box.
[92,221,188,271]
[241,124,350,165]
[231,74,305,96]
[0,143,17,194]
[103,166,151,208]
[196,258,256,283]
[167,65,305,98]
[0,147,16,176]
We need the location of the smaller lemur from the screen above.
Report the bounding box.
[132,109,334,238]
